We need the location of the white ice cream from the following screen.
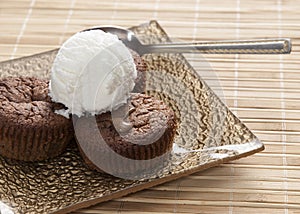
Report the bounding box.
[49,30,137,117]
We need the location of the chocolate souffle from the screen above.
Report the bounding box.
[74,93,177,174]
[0,77,74,161]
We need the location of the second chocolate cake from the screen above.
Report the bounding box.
[0,77,74,161]
[74,93,177,175]
[130,49,147,93]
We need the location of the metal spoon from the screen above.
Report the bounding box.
[84,26,292,55]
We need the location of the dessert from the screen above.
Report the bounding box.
[0,77,73,161]
[74,93,177,174]
[49,30,138,117]
[130,49,147,93]
[49,29,176,176]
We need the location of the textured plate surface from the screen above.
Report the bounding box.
[0,21,264,214]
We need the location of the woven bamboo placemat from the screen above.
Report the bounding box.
[1,0,299,213]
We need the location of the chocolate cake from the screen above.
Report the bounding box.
[74,93,177,174]
[0,77,74,161]
[130,49,147,93]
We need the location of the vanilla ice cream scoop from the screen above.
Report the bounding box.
[49,30,137,117]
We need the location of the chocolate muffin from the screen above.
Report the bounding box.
[74,93,177,175]
[0,77,74,161]
[129,49,147,93]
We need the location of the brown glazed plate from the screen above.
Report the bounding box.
[0,20,264,213]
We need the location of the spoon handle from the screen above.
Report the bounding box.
[144,38,291,54]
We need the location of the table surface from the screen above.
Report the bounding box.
[1,0,300,213]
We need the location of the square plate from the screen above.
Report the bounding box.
[0,20,264,214]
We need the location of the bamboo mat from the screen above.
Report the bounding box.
[1,0,300,213]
